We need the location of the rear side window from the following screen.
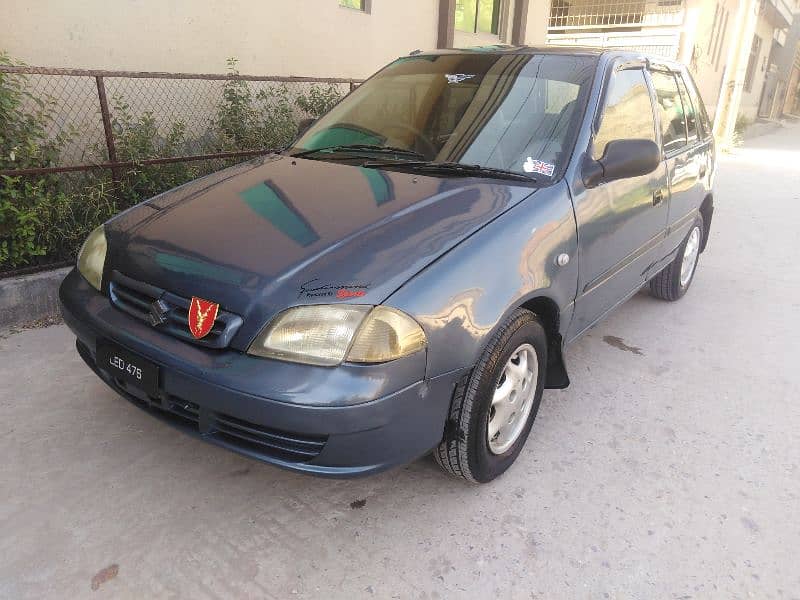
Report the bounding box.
[650,70,688,154]
[681,71,712,139]
[593,68,656,160]
[676,75,698,144]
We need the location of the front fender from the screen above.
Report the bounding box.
[386,182,578,378]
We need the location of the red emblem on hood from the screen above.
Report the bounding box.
[188,297,219,339]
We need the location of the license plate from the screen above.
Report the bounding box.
[96,340,159,397]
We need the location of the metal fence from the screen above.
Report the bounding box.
[0,65,362,277]
[0,65,361,178]
[547,0,685,30]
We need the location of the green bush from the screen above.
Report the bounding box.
[0,53,67,171]
[0,176,48,266]
[213,58,344,151]
[296,83,344,118]
[34,177,117,262]
[110,97,202,206]
[0,52,72,269]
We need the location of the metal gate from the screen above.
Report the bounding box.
[546,0,685,59]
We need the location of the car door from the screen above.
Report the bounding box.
[648,68,708,259]
[567,63,669,340]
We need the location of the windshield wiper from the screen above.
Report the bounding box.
[291,144,426,160]
[362,160,538,183]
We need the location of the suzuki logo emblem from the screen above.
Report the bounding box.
[148,298,170,327]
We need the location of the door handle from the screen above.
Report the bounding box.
[653,189,665,206]
[699,164,707,178]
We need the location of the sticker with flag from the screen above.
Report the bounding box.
[522,157,555,177]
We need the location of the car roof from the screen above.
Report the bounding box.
[411,45,686,70]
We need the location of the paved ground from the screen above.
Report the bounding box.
[2,124,799,600]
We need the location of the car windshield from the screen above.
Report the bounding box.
[290,52,597,180]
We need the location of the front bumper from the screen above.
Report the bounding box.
[59,269,464,477]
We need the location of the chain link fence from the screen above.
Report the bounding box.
[0,61,361,276]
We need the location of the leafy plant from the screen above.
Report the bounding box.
[296,83,343,118]
[212,58,343,152]
[0,52,67,171]
[0,176,48,267]
[109,97,200,205]
[0,53,72,268]
[213,58,262,150]
[34,177,117,262]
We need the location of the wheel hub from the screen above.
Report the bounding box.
[487,343,539,454]
[680,226,701,287]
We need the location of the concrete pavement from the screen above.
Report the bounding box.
[1,124,799,599]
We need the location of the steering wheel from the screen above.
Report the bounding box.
[383,123,438,159]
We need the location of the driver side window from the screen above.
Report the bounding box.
[593,68,656,160]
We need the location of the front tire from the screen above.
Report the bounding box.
[434,309,547,483]
[649,214,704,301]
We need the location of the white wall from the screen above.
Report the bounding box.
[739,16,776,120]
[3,0,440,78]
[525,0,549,45]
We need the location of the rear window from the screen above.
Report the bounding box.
[680,71,713,140]
[676,75,699,144]
[650,70,688,154]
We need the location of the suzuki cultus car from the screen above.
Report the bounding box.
[60,47,715,482]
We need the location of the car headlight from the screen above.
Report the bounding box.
[77,225,107,291]
[247,305,426,366]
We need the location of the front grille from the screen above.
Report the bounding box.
[209,412,327,462]
[109,271,242,349]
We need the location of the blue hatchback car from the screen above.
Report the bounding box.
[60,47,715,482]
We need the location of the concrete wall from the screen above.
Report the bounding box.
[525,0,549,45]
[680,0,742,118]
[739,16,777,120]
[3,0,439,79]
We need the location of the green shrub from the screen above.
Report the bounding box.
[109,97,201,206]
[34,177,117,262]
[212,58,344,152]
[0,52,67,171]
[0,53,72,269]
[0,176,48,266]
[296,83,344,118]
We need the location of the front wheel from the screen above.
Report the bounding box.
[434,309,547,483]
[649,214,704,301]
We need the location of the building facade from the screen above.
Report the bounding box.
[542,0,798,140]
[3,0,546,79]
[4,0,798,139]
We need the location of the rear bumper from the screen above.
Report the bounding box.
[60,269,464,477]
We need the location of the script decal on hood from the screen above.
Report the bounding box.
[298,279,371,300]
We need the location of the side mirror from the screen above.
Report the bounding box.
[296,117,316,137]
[583,139,660,188]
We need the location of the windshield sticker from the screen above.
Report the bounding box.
[298,279,370,300]
[523,157,555,177]
[445,73,476,84]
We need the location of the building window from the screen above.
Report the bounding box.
[709,3,729,72]
[744,35,762,93]
[455,0,502,35]
[340,0,369,12]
